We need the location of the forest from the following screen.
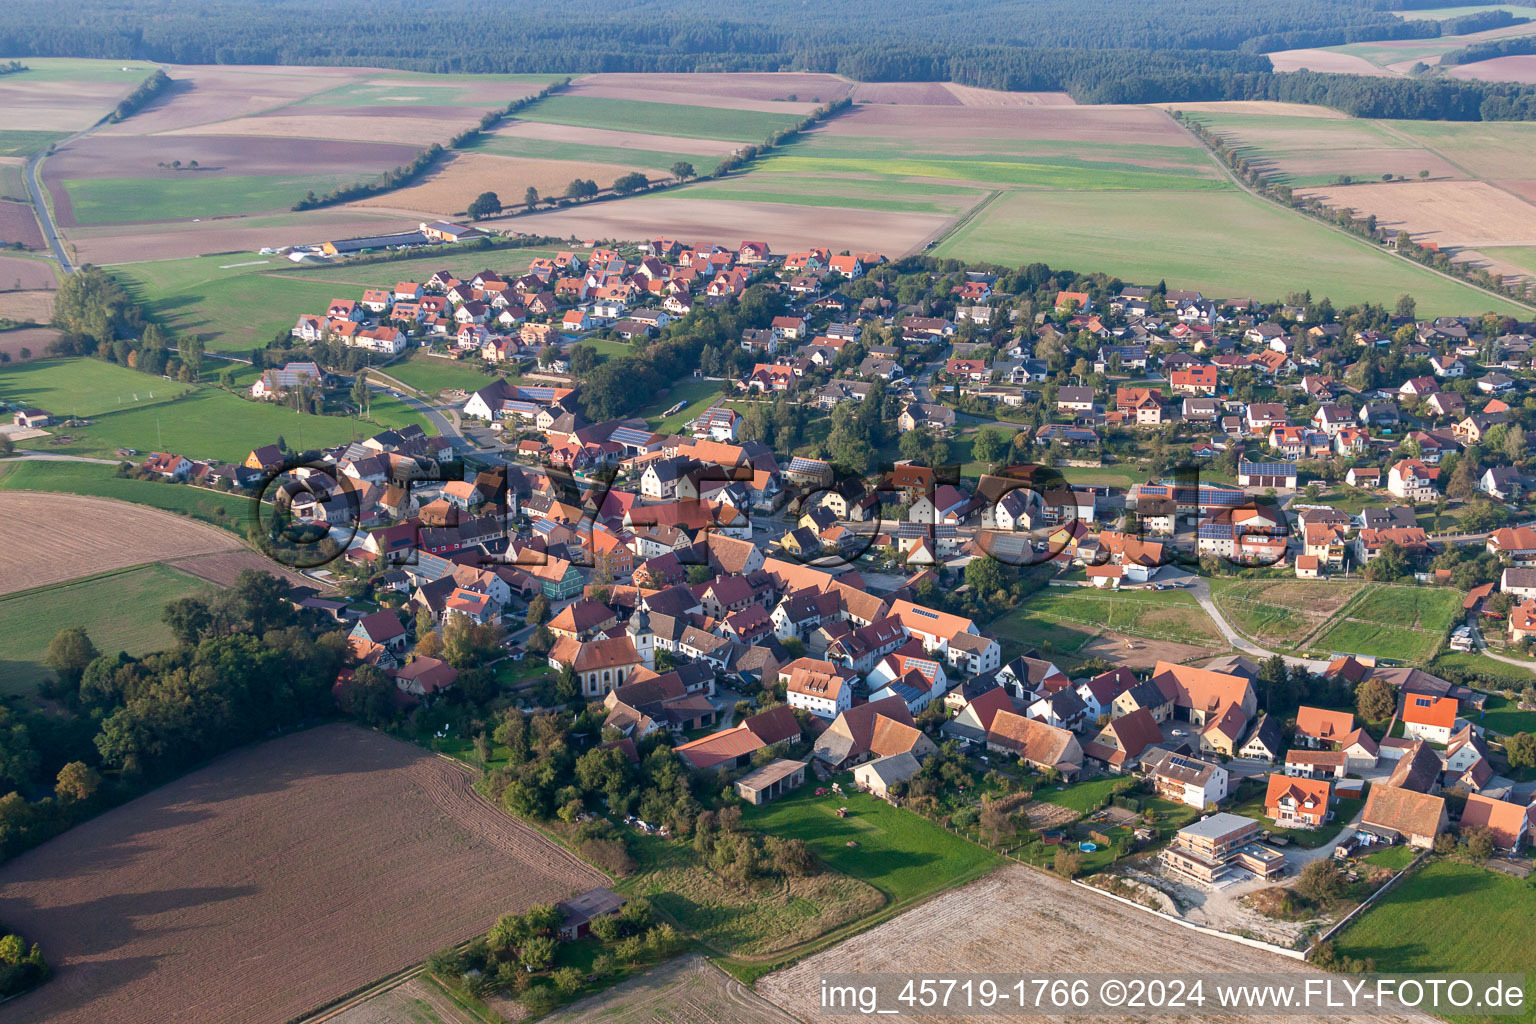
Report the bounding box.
[7,0,1536,117]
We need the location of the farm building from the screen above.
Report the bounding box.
[734,759,808,806]
[556,887,626,940]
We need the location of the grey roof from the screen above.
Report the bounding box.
[1178,812,1260,841]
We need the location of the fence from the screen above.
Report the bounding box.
[1314,850,1428,947]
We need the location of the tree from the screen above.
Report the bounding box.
[416,629,445,659]
[1362,539,1407,582]
[564,178,598,200]
[55,761,101,801]
[351,372,369,411]
[1053,846,1083,879]
[467,191,502,220]
[1461,825,1495,861]
[1356,676,1397,723]
[44,627,98,690]
[612,172,649,195]
[1295,858,1347,903]
[526,594,550,626]
[519,935,556,971]
[670,161,695,181]
[1506,732,1536,769]
[964,556,1008,599]
[524,186,539,208]
[971,428,1007,466]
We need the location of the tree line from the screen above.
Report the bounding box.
[109,68,170,123]
[0,572,348,861]
[1440,35,1536,68]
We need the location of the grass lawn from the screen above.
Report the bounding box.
[0,130,68,159]
[62,173,361,224]
[1336,860,1536,1023]
[933,188,1530,317]
[1034,775,1131,815]
[0,459,255,533]
[1349,586,1462,634]
[1002,587,1223,647]
[1434,651,1536,689]
[742,782,1000,905]
[1313,617,1443,665]
[0,563,211,694]
[990,608,1095,660]
[1362,845,1417,871]
[642,378,725,432]
[15,381,424,464]
[0,356,192,418]
[1474,694,1536,737]
[518,94,802,144]
[381,351,506,397]
[1209,577,1364,651]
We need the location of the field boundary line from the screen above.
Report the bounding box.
[914,188,1003,255]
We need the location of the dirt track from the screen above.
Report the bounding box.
[0,724,606,1024]
[548,953,795,1024]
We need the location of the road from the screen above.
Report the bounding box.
[1178,571,1332,674]
[24,142,74,273]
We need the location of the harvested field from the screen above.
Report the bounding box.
[573,71,853,103]
[0,59,156,131]
[481,195,949,255]
[545,953,796,1024]
[566,80,819,115]
[0,328,58,362]
[0,290,54,322]
[45,134,421,181]
[0,724,606,1024]
[167,547,318,593]
[758,864,1435,1024]
[1265,48,1401,76]
[942,84,1076,106]
[1297,179,1536,248]
[0,255,56,290]
[1448,54,1536,83]
[1384,118,1536,180]
[1162,100,1348,118]
[1263,147,1463,186]
[352,151,656,215]
[95,64,370,136]
[0,490,240,595]
[489,119,742,157]
[161,113,478,145]
[323,975,489,1024]
[851,81,966,105]
[821,103,1194,144]
[0,202,45,250]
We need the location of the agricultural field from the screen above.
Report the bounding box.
[1209,577,1364,651]
[0,724,606,1024]
[1336,860,1536,1024]
[0,358,421,462]
[0,489,241,596]
[934,186,1528,315]
[0,563,210,694]
[620,835,884,959]
[995,587,1223,648]
[542,953,796,1024]
[1312,585,1460,665]
[0,459,256,533]
[761,863,1437,1024]
[517,94,806,144]
[743,784,999,907]
[0,58,156,132]
[324,974,487,1024]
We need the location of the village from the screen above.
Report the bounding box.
[16,223,1535,969]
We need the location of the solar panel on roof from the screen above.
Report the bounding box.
[610,427,653,446]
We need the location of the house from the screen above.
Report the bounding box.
[393,657,458,700]
[1341,728,1380,772]
[1143,749,1229,809]
[1236,713,1282,763]
[812,697,931,769]
[1027,686,1089,732]
[984,711,1083,779]
[1402,693,1458,744]
[1170,366,1218,395]
[547,635,646,697]
[1294,706,1355,749]
[1482,467,1525,502]
[251,361,323,400]
[1489,526,1536,566]
[350,610,407,653]
[1360,786,1447,849]
[1082,707,1165,771]
[784,659,854,719]
[1283,749,1346,780]
[1162,813,1284,883]
[1387,740,1444,793]
[1114,387,1163,426]
[1237,459,1297,489]
[942,686,1018,745]
[555,887,625,941]
[1387,459,1439,502]
[1265,774,1331,829]
[12,408,52,429]
[1459,793,1531,852]
[1345,467,1381,489]
[853,751,924,800]
[1056,386,1096,414]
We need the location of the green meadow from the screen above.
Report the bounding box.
[62,173,362,224]
[935,188,1530,315]
[0,459,253,533]
[0,130,67,158]
[518,94,801,143]
[0,564,210,694]
[0,357,192,418]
